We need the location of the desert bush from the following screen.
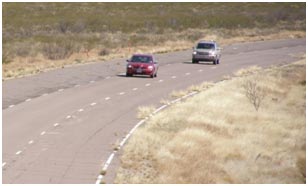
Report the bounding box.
[71,20,86,33]
[137,106,155,119]
[2,50,12,64]
[58,20,71,33]
[42,41,75,60]
[14,42,31,57]
[98,48,110,56]
[242,78,266,111]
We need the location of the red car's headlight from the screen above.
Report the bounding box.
[148,66,154,70]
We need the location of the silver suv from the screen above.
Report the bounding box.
[192,40,221,65]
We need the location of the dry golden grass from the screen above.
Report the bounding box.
[115,59,306,184]
[2,29,305,79]
[137,105,156,119]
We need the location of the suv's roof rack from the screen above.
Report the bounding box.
[199,40,216,43]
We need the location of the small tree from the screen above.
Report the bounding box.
[242,78,266,111]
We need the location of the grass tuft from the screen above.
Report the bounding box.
[137,106,156,119]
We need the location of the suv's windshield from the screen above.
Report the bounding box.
[197,43,215,49]
[131,56,152,63]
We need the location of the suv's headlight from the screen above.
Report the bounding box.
[193,51,197,55]
[209,51,215,56]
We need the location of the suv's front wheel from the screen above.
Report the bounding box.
[192,59,198,64]
[213,59,219,65]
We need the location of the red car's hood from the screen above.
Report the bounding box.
[128,62,151,68]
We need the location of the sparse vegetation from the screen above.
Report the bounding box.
[242,76,266,111]
[2,2,306,79]
[115,59,306,184]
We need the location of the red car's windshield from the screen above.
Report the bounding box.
[131,55,152,63]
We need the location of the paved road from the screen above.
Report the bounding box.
[2,38,305,183]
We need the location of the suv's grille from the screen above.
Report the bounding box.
[197,51,209,55]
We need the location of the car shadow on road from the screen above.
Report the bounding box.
[117,74,153,79]
[183,61,215,65]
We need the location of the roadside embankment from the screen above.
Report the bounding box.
[115,59,306,184]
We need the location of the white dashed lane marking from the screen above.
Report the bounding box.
[171,76,176,79]
[58,89,64,92]
[25,98,31,102]
[106,76,111,79]
[28,140,34,144]
[78,109,84,112]
[74,84,80,87]
[185,72,191,75]
[42,93,48,96]
[40,131,46,136]
[90,102,97,106]
[9,105,15,108]
[198,69,203,72]
[158,79,164,82]
[132,88,138,91]
[15,151,22,155]
[211,66,217,69]
[90,80,95,83]
[145,83,151,87]
[54,123,59,127]
[105,97,111,100]
[66,115,72,119]
[119,92,125,95]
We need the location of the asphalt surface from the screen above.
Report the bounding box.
[2,38,305,183]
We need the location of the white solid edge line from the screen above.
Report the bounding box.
[119,120,144,147]
[171,98,181,104]
[94,90,200,183]
[153,104,167,114]
[95,175,103,184]
[101,153,115,172]
[15,151,22,155]
[9,105,15,108]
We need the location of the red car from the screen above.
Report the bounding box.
[126,54,159,78]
